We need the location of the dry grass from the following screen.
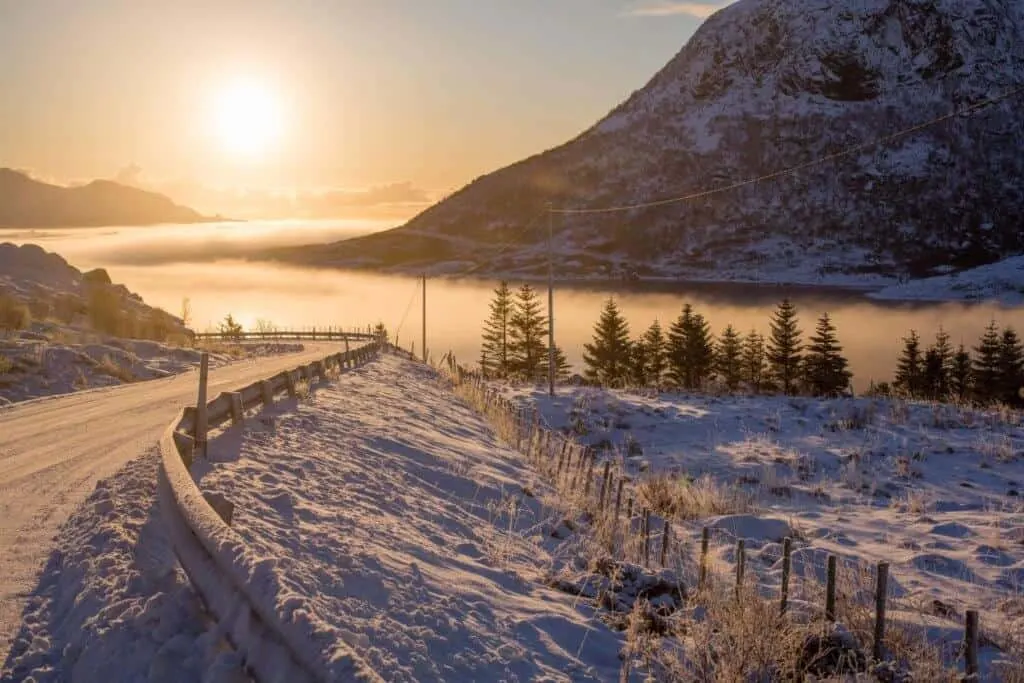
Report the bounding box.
[0,354,12,375]
[637,473,756,521]
[95,354,134,382]
[196,341,247,358]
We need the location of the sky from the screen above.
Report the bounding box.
[0,1,727,214]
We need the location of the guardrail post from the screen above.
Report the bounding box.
[285,370,297,398]
[229,392,244,424]
[195,352,209,459]
[260,380,273,407]
[203,492,235,526]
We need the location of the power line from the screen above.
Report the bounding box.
[392,276,421,342]
[549,82,1024,216]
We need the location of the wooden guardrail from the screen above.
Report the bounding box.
[158,340,385,683]
[193,330,379,342]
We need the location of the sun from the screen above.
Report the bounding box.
[210,79,283,159]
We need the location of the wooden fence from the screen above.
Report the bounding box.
[438,357,987,681]
[193,328,379,343]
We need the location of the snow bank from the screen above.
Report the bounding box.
[869,255,1024,305]
[198,353,625,682]
[0,451,242,683]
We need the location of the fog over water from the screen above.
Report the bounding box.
[4,219,1023,390]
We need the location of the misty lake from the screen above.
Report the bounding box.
[4,219,1024,391]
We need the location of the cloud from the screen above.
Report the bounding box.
[624,1,732,19]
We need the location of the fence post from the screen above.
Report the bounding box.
[825,555,837,622]
[583,453,597,500]
[598,462,611,511]
[642,509,651,566]
[660,520,671,567]
[699,527,710,590]
[735,540,746,599]
[194,352,209,459]
[964,610,979,681]
[780,537,792,614]
[614,479,624,523]
[873,562,889,662]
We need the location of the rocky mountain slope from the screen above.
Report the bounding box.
[0,169,212,227]
[278,0,1024,284]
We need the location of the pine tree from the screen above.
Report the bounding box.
[973,321,1002,403]
[803,313,851,396]
[642,320,666,388]
[950,344,973,402]
[931,327,954,399]
[582,297,632,386]
[687,311,715,389]
[997,327,1024,405]
[895,330,924,398]
[480,281,513,379]
[553,345,572,382]
[767,299,802,394]
[628,337,649,387]
[922,347,945,400]
[715,324,743,391]
[741,330,767,392]
[508,284,548,382]
[667,305,693,389]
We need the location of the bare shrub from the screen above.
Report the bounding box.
[0,292,31,332]
[95,354,134,382]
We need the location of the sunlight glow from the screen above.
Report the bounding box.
[210,79,284,159]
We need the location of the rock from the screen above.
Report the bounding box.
[83,269,113,286]
[797,624,866,677]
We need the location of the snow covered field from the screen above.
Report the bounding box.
[493,383,1024,672]
[0,451,244,683]
[869,255,1024,306]
[197,353,625,682]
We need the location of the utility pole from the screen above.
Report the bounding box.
[421,273,427,363]
[547,204,555,397]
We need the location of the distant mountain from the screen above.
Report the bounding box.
[0,169,214,227]
[275,0,1024,285]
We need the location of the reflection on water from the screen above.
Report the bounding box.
[3,221,1023,390]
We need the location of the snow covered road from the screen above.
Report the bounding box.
[0,342,354,665]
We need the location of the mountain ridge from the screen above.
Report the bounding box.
[272,0,1024,286]
[0,169,216,228]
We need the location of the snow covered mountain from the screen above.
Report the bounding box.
[281,0,1024,284]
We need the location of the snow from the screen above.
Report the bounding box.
[0,330,304,406]
[196,353,626,682]
[0,451,243,683]
[870,255,1024,305]
[493,383,1024,672]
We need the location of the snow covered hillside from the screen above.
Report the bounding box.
[196,353,625,682]
[494,383,1024,672]
[279,0,1024,293]
[0,242,304,405]
[0,451,244,683]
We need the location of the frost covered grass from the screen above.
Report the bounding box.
[0,451,243,683]
[489,383,1024,680]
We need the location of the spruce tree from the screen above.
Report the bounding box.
[642,320,666,388]
[742,330,767,392]
[895,330,924,398]
[628,337,649,387]
[687,311,715,389]
[923,348,945,400]
[973,321,1002,403]
[715,324,743,391]
[803,312,851,396]
[950,344,973,402]
[480,281,513,379]
[582,298,632,386]
[508,284,548,382]
[932,327,954,399]
[553,345,572,382]
[667,305,693,389]
[767,299,803,394]
[997,327,1024,405]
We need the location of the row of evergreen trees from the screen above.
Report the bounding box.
[580,298,852,396]
[893,323,1023,405]
[479,282,570,381]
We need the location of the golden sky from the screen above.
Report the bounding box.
[0,1,721,214]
